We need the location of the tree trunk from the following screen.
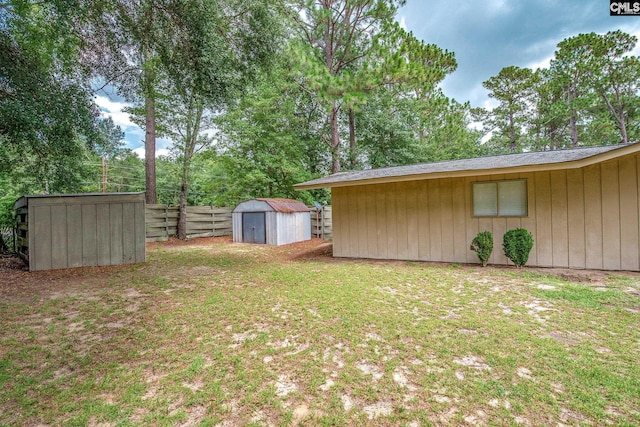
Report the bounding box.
[330,102,341,173]
[348,108,356,169]
[177,173,189,240]
[509,113,516,152]
[144,87,157,204]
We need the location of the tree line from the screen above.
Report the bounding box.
[1,0,638,239]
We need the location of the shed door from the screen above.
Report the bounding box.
[242,212,266,244]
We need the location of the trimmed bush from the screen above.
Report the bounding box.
[502,228,534,268]
[470,231,493,267]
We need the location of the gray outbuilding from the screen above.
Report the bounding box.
[14,192,146,271]
[232,198,311,246]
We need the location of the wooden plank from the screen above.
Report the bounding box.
[109,203,124,265]
[396,182,408,260]
[601,160,621,270]
[566,169,585,268]
[417,179,430,261]
[428,179,442,262]
[332,188,345,257]
[405,181,419,260]
[375,184,388,259]
[385,183,398,259]
[439,178,454,262]
[82,205,98,266]
[492,217,507,265]
[519,173,537,267]
[121,202,136,263]
[465,177,479,264]
[584,164,603,269]
[619,155,639,270]
[362,185,379,258]
[356,185,368,257]
[452,178,466,263]
[96,203,111,266]
[534,171,552,267]
[50,205,68,269]
[32,205,52,271]
[550,170,569,268]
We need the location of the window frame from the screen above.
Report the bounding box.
[472,179,528,218]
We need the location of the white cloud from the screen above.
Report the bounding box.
[398,15,407,30]
[95,95,136,129]
[132,147,170,159]
[527,54,553,71]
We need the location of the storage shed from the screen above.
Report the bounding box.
[232,198,310,245]
[14,192,146,271]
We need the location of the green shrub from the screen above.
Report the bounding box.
[470,231,493,267]
[502,228,534,268]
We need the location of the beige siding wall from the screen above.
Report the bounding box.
[332,153,640,270]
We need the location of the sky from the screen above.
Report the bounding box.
[97,0,640,155]
[397,0,640,109]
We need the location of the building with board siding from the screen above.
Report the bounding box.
[295,144,640,271]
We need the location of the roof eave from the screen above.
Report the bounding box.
[294,144,640,190]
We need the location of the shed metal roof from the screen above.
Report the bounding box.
[295,143,640,190]
[256,198,310,213]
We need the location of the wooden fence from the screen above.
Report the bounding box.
[146,204,332,242]
[309,206,332,239]
[145,205,232,242]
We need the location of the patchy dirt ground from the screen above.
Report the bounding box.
[2,237,639,302]
[1,237,639,426]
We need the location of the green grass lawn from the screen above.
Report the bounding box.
[1,240,639,426]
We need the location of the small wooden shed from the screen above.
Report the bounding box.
[14,192,146,271]
[232,198,311,246]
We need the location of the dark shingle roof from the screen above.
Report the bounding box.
[295,144,639,190]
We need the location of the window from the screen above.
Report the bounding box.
[473,180,527,217]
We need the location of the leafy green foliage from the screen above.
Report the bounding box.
[503,228,534,268]
[470,231,493,267]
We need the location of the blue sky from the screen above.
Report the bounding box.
[97,0,640,154]
[397,0,640,109]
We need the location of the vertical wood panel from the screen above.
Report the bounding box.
[346,186,359,256]
[428,180,442,261]
[33,206,52,271]
[67,205,83,268]
[601,160,621,270]
[566,169,586,268]
[332,188,346,257]
[364,183,378,258]
[96,203,111,266]
[375,184,388,259]
[584,164,603,269]
[417,180,430,261]
[135,201,146,262]
[50,205,68,269]
[405,181,419,260]
[452,179,467,263]
[550,170,569,268]
[110,203,124,265]
[534,171,553,266]
[396,183,409,259]
[386,183,398,259]
[82,205,98,266]
[492,218,507,265]
[122,203,136,263]
[465,177,479,264]
[440,178,454,262]
[520,173,537,267]
[356,185,368,257]
[619,155,638,270]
